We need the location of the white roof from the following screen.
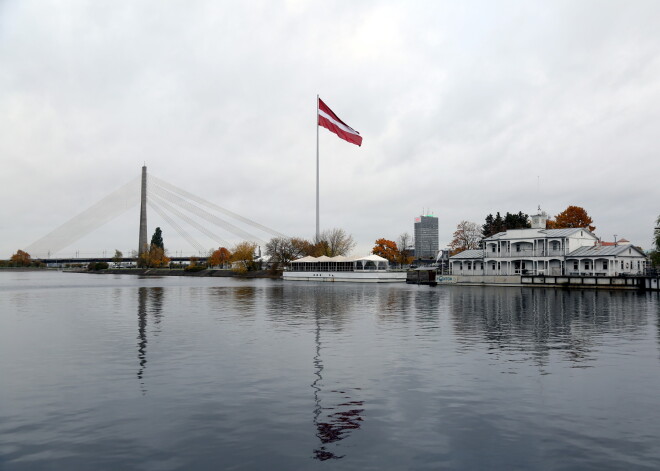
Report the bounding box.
[292,256,318,263]
[329,255,351,262]
[449,249,485,260]
[355,254,388,262]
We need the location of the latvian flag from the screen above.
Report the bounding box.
[318,98,362,146]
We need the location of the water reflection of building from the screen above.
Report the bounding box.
[449,287,648,366]
[137,287,164,392]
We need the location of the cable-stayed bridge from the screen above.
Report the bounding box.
[26,166,286,260]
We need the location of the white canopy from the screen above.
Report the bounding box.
[292,256,318,263]
[354,254,388,262]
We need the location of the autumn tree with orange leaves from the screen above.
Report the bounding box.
[208,247,231,268]
[10,250,31,267]
[372,238,399,263]
[139,246,170,268]
[231,241,258,273]
[546,205,595,232]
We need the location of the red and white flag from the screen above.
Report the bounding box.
[318,98,362,146]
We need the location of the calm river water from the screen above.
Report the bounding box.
[1,271,660,470]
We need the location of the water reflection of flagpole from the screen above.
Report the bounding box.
[311,302,364,461]
[311,309,339,461]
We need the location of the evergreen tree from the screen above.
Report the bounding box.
[503,211,530,230]
[482,214,494,238]
[493,212,505,234]
[483,211,530,238]
[150,227,164,249]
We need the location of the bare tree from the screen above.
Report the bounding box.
[449,221,482,254]
[316,228,356,256]
[112,249,123,265]
[395,232,414,266]
[396,233,412,253]
[265,237,304,266]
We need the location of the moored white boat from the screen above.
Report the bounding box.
[283,254,406,283]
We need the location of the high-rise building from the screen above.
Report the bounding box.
[414,215,438,260]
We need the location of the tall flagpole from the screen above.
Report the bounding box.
[316,94,320,241]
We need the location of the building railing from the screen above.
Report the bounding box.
[484,249,567,258]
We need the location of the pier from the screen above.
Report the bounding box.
[421,273,660,291]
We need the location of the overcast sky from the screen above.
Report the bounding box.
[1,0,659,259]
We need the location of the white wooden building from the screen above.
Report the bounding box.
[450,211,647,276]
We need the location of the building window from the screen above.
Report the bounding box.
[491,245,496,252]
[573,261,578,270]
[585,261,590,270]
[603,260,608,270]
[620,260,623,269]
[516,244,521,252]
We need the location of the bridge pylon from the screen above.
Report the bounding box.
[138,165,148,258]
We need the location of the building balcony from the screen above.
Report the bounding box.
[484,249,567,258]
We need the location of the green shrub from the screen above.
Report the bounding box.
[88,262,109,271]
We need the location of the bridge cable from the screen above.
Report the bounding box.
[148,184,265,244]
[26,177,140,258]
[149,193,231,249]
[149,175,287,239]
[148,199,207,255]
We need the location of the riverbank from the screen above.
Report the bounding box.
[89,268,282,278]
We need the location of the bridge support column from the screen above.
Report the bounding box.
[138,165,148,259]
